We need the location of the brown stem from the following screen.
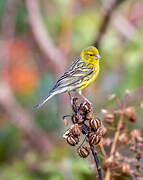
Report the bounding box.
[0,82,53,154]
[99,140,107,158]
[105,114,124,180]
[25,0,67,74]
[1,0,20,38]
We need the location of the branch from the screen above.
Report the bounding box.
[105,114,124,180]
[25,0,67,73]
[90,144,103,180]
[94,0,125,48]
[1,0,20,38]
[0,82,53,154]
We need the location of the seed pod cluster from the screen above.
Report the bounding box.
[63,124,81,146]
[63,98,104,159]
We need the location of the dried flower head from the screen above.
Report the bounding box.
[89,117,102,131]
[124,106,138,122]
[103,156,119,170]
[70,124,81,137]
[77,145,90,158]
[86,111,94,120]
[66,134,79,146]
[104,112,114,124]
[71,114,83,124]
[121,163,131,174]
[89,132,101,145]
[118,133,129,144]
[82,102,92,112]
[130,129,142,139]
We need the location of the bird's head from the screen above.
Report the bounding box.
[81,46,101,65]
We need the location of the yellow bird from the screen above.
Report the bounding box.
[34,46,101,108]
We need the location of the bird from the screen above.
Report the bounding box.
[34,46,101,108]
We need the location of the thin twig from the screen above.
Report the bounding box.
[94,0,125,48]
[99,140,107,158]
[90,144,103,180]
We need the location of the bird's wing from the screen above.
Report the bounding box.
[50,56,96,93]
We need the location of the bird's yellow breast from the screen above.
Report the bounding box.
[79,63,100,90]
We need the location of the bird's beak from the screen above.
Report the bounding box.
[95,54,101,60]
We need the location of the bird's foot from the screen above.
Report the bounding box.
[78,91,92,105]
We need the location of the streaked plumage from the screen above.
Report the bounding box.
[34,46,101,108]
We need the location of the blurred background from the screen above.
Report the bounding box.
[0,0,143,179]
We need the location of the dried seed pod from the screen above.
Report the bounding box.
[77,145,90,158]
[135,163,141,169]
[63,129,70,139]
[130,146,136,152]
[89,117,102,131]
[72,114,78,124]
[96,126,104,137]
[118,133,129,144]
[86,111,94,120]
[138,143,143,148]
[103,156,119,169]
[130,129,142,139]
[72,114,83,124]
[67,135,79,146]
[101,125,108,136]
[104,113,114,124]
[82,102,92,112]
[121,163,131,174]
[124,106,138,122]
[136,150,143,160]
[89,132,100,145]
[70,124,81,137]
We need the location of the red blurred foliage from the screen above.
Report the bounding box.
[5,39,39,94]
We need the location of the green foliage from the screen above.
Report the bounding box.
[0,0,6,30]
[0,125,20,163]
[16,1,28,33]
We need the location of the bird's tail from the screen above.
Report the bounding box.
[33,93,55,108]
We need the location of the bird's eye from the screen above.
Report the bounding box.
[89,54,94,56]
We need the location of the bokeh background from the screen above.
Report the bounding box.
[0,0,143,179]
